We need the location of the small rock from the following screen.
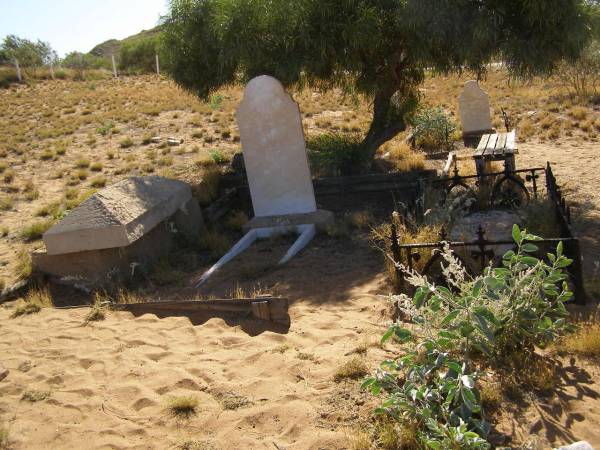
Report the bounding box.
[167,137,183,146]
[0,363,8,381]
[559,442,595,450]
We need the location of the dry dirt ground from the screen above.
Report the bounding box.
[1,69,599,287]
[518,140,600,290]
[1,238,600,449]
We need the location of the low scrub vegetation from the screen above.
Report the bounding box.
[163,396,199,419]
[12,287,54,317]
[362,226,574,448]
[307,133,371,177]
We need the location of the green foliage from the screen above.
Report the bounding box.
[363,225,573,448]
[209,149,226,164]
[410,107,457,153]
[209,94,223,110]
[163,0,591,156]
[62,52,111,79]
[306,133,371,177]
[0,34,56,68]
[96,121,115,136]
[119,35,160,73]
[557,40,600,98]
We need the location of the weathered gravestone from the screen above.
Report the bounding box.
[237,75,316,218]
[196,75,332,286]
[33,176,203,285]
[459,80,493,137]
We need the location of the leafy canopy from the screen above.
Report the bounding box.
[164,0,591,97]
[163,0,592,154]
[0,35,56,67]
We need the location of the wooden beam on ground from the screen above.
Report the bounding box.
[115,297,289,324]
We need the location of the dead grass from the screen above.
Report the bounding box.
[84,292,110,323]
[0,425,9,450]
[197,229,231,260]
[19,219,54,241]
[14,249,32,280]
[229,283,269,299]
[163,396,199,419]
[333,357,369,382]
[223,210,248,231]
[0,70,597,287]
[11,287,53,318]
[116,289,143,305]
[350,417,419,450]
[562,322,600,357]
[21,389,51,402]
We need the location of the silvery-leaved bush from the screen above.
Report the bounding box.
[363,225,573,449]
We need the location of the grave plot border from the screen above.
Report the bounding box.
[387,163,586,304]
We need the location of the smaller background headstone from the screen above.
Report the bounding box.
[459,80,493,136]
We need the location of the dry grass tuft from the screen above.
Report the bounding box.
[116,289,143,305]
[223,210,248,231]
[14,249,32,280]
[163,396,200,419]
[19,219,54,241]
[0,425,9,450]
[197,229,231,260]
[11,287,53,318]
[21,390,51,402]
[84,292,111,323]
[562,322,600,357]
[333,357,369,382]
[347,210,374,230]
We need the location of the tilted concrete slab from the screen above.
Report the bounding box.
[43,176,194,255]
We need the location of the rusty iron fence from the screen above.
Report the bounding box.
[388,162,586,304]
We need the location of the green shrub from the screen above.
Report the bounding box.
[306,132,371,177]
[410,107,457,153]
[119,35,160,74]
[209,149,227,164]
[363,225,573,449]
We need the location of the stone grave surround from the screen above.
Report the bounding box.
[458,80,493,136]
[33,176,203,285]
[196,75,333,287]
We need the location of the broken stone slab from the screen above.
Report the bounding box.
[559,443,595,450]
[43,176,201,255]
[450,210,520,260]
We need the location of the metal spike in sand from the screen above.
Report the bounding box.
[196,75,331,288]
[195,224,316,288]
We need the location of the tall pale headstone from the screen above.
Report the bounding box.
[236,75,317,218]
[196,75,331,287]
[459,80,492,135]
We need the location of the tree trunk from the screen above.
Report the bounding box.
[361,88,408,162]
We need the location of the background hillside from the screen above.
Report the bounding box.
[89,26,162,58]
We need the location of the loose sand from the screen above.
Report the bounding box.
[1,235,600,449]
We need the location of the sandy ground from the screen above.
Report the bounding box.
[1,235,600,449]
[519,139,600,290]
[0,239,392,450]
